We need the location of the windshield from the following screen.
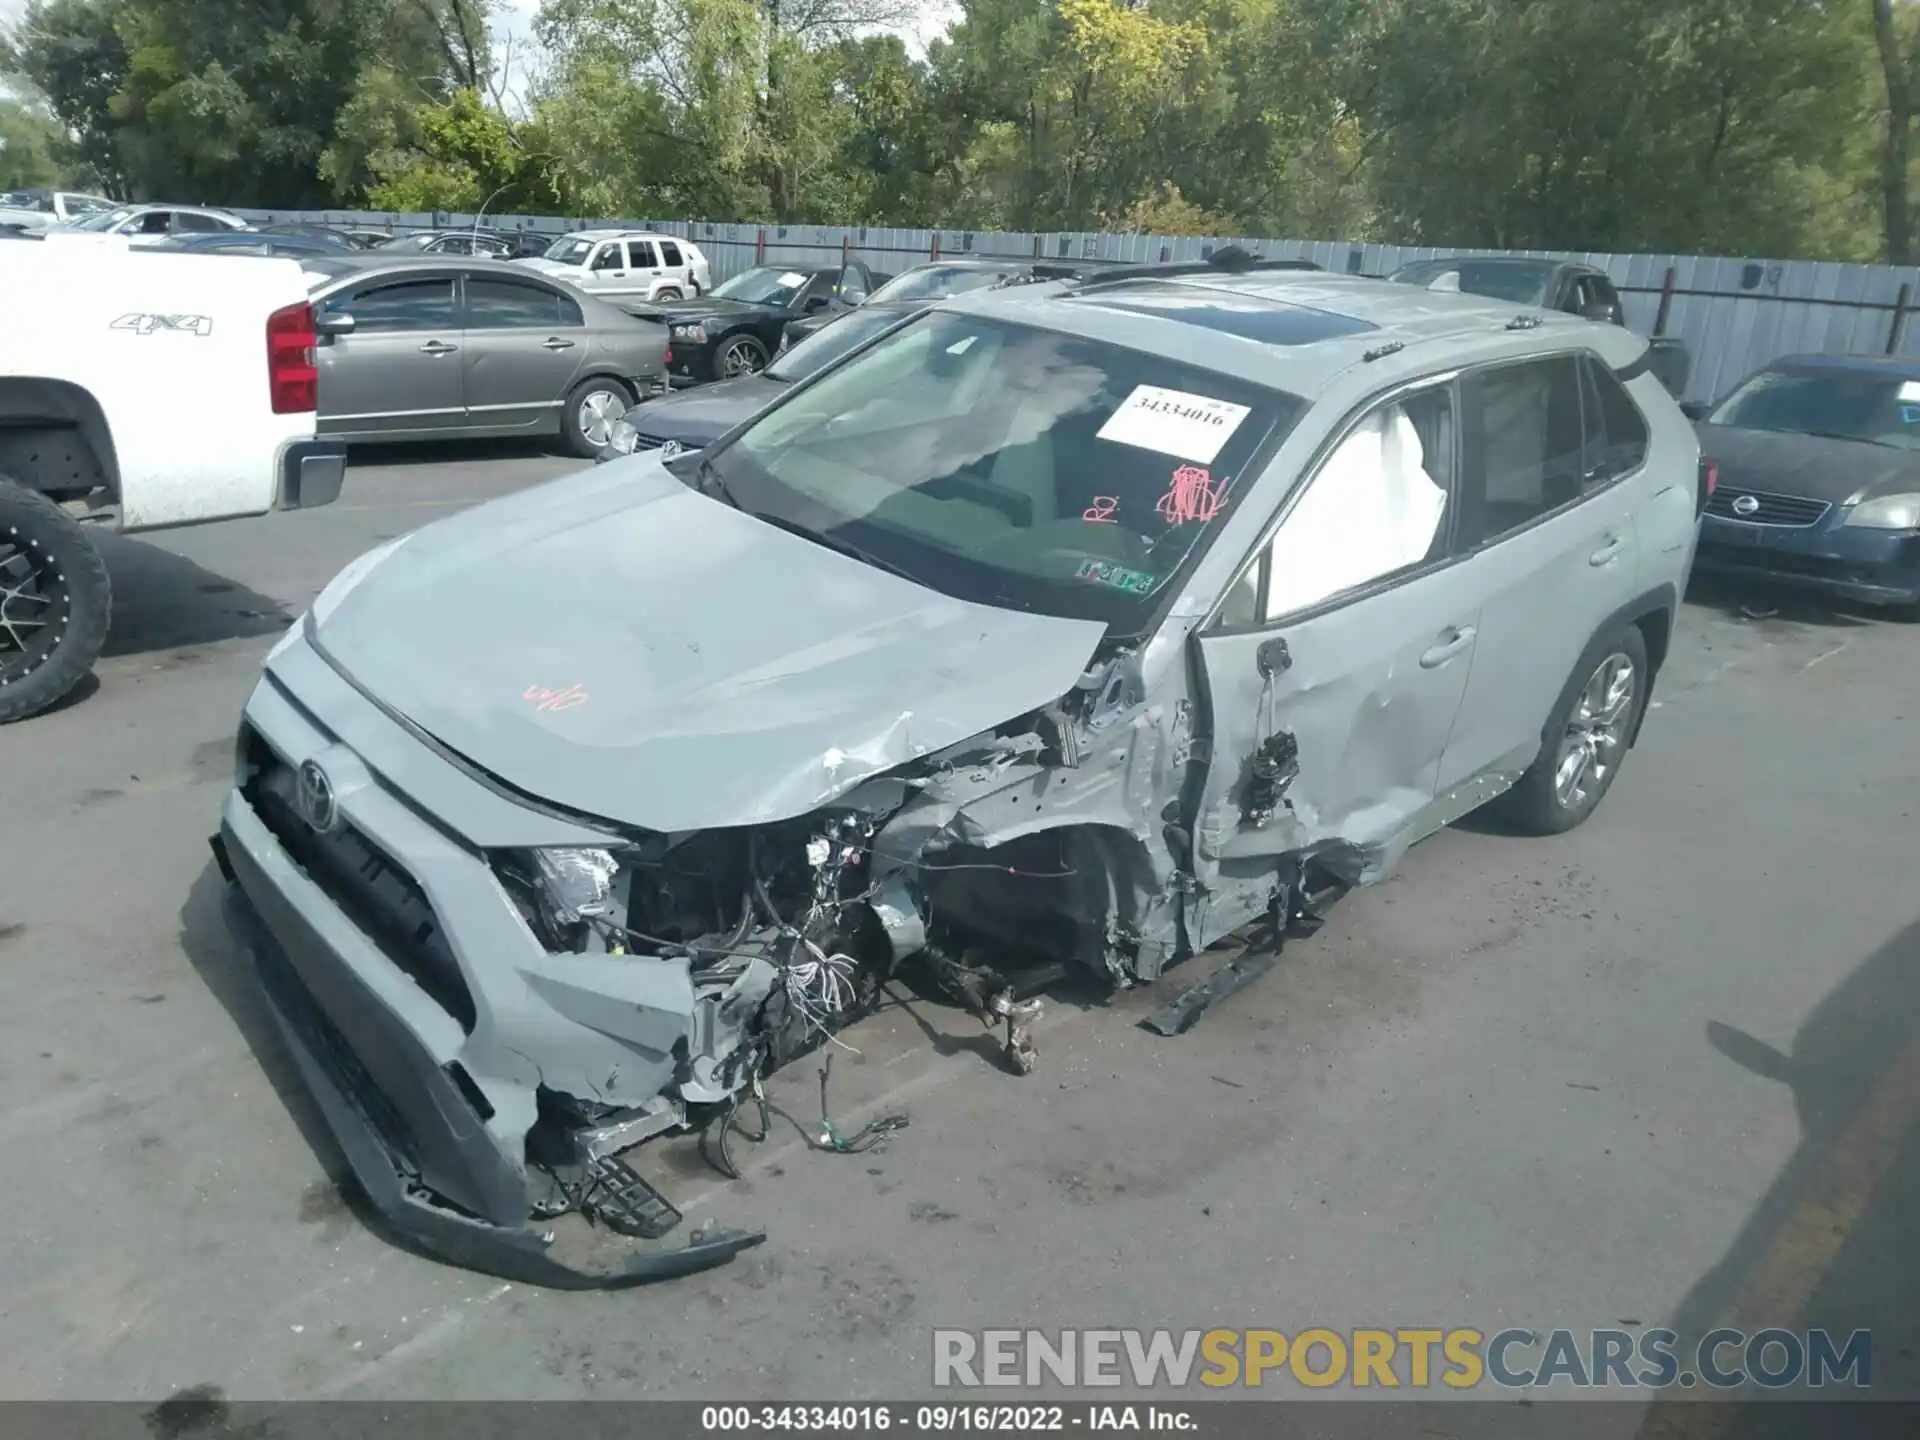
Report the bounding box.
[1706,367,1920,450]
[62,194,114,215]
[766,309,902,382]
[713,266,812,306]
[867,264,1015,305]
[704,311,1304,630]
[70,207,134,232]
[1389,259,1557,305]
[543,235,596,264]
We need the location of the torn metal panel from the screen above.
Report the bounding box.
[308,455,1109,833]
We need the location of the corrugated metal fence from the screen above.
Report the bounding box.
[239,209,1920,403]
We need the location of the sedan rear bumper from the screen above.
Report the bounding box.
[1694,515,1920,607]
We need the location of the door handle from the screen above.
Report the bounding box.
[418,340,458,356]
[541,337,576,351]
[1419,626,1476,668]
[1589,535,1624,566]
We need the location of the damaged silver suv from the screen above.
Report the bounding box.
[211,258,1703,1286]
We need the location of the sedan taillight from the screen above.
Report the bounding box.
[267,301,318,414]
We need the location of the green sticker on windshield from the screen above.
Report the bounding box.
[1077,560,1157,595]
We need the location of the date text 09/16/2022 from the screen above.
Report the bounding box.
[701,1405,1197,1432]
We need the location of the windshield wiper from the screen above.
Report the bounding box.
[1796,429,1894,449]
[751,511,919,583]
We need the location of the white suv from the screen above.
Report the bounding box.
[517,230,710,302]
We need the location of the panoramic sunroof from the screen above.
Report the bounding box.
[1073,281,1379,345]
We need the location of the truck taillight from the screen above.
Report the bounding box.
[267,301,318,414]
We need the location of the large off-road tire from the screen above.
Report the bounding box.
[559,377,634,459]
[0,479,111,724]
[1498,622,1650,836]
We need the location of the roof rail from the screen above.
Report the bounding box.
[1060,245,1324,289]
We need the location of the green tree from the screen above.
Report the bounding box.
[0,97,70,189]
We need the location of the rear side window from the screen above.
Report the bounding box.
[659,240,683,267]
[465,277,582,329]
[331,279,457,332]
[174,211,225,233]
[630,239,660,268]
[1456,356,1586,548]
[1580,358,1649,480]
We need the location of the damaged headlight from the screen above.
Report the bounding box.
[596,416,640,462]
[527,847,622,926]
[669,323,708,344]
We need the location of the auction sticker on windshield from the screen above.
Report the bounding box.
[779,271,809,287]
[1097,384,1250,464]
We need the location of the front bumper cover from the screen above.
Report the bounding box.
[211,825,765,1289]
[1694,514,1920,607]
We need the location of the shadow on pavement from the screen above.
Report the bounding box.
[1637,917,1920,1436]
[1684,571,1896,631]
[345,436,561,469]
[96,532,293,659]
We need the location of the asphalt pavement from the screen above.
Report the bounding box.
[0,444,1915,1413]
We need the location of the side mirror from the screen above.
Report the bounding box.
[1579,301,1622,324]
[1679,400,1710,422]
[803,295,829,313]
[317,312,356,338]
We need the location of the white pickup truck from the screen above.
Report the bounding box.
[0,230,345,722]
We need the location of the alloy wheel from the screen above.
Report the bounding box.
[1552,651,1635,810]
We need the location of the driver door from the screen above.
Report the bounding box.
[1187,380,1483,941]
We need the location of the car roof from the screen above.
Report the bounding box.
[301,254,557,283]
[943,269,1644,400]
[1762,352,1920,381]
[556,228,686,241]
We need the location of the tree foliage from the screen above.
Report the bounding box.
[0,0,1906,261]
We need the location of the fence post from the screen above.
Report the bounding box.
[843,232,851,266]
[755,228,766,264]
[1653,266,1677,337]
[1888,283,1911,356]
[930,232,940,261]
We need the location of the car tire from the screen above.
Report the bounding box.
[0,478,112,724]
[654,287,682,302]
[560,377,633,459]
[710,334,769,382]
[1499,622,1650,836]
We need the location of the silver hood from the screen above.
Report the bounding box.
[307,457,1109,833]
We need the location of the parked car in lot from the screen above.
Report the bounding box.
[378,228,545,260]
[628,262,888,381]
[599,302,909,457]
[1388,255,1691,399]
[209,254,1699,1285]
[302,255,667,456]
[516,229,710,302]
[0,188,117,232]
[153,230,355,259]
[779,256,1119,349]
[329,226,400,249]
[1685,353,1920,613]
[1,229,341,723]
[63,203,250,244]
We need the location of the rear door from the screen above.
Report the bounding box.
[627,237,665,297]
[1189,379,1482,939]
[458,273,588,433]
[315,274,464,437]
[657,238,691,295]
[1433,353,1646,797]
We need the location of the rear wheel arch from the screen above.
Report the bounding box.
[0,378,121,503]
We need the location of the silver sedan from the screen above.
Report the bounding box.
[302,256,668,456]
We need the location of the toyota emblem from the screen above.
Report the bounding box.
[1731,493,1760,517]
[295,759,339,834]
[658,440,683,460]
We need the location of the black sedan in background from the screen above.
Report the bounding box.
[780,256,1124,349]
[597,304,908,460]
[625,262,887,381]
[1689,353,1920,613]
